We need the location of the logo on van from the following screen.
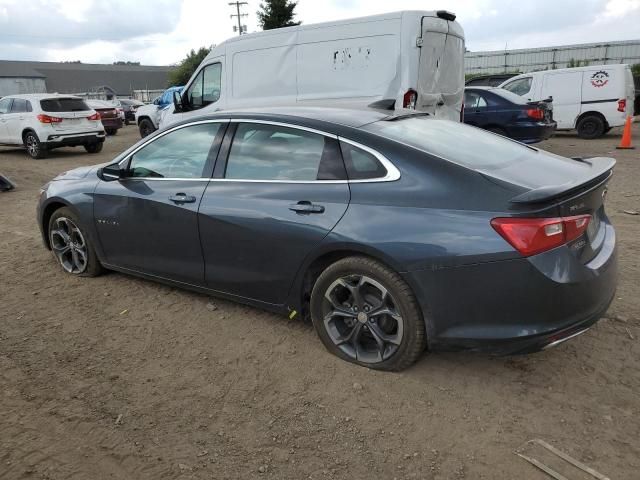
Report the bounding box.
[590,70,609,88]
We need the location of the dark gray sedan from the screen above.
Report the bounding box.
[37,107,617,371]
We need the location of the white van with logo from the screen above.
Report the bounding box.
[499,64,635,138]
[161,10,465,128]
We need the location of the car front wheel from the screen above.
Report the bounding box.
[138,119,155,138]
[48,207,102,277]
[310,256,426,371]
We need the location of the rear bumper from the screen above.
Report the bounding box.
[45,131,105,147]
[101,118,123,129]
[509,121,557,144]
[403,221,617,354]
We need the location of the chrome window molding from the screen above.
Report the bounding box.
[115,117,401,184]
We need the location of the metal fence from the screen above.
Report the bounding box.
[465,40,640,74]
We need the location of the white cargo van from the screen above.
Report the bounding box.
[499,64,635,139]
[162,10,465,128]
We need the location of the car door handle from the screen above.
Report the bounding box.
[169,193,197,204]
[289,201,325,214]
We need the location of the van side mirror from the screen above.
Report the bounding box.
[97,163,125,182]
[173,91,184,112]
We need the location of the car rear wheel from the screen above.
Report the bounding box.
[24,132,47,159]
[310,256,426,371]
[138,119,154,138]
[576,114,605,139]
[48,207,102,277]
[84,142,103,154]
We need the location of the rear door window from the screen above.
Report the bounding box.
[10,98,27,113]
[225,123,341,181]
[40,98,90,112]
[464,91,488,108]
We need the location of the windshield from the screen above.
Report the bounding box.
[363,117,536,171]
[40,98,90,112]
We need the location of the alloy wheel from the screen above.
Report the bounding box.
[26,135,38,157]
[322,275,404,363]
[50,217,88,274]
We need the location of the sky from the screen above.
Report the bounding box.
[0,0,639,65]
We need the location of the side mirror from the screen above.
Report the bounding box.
[97,163,125,182]
[173,90,184,112]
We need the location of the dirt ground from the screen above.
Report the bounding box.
[1,123,639,480]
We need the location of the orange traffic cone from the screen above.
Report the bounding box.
[616,116,635,149]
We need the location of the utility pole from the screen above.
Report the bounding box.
[229,1,248,36]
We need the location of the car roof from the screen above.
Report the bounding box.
[182,106,394,129]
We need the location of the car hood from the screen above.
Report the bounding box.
[53,165,98,181]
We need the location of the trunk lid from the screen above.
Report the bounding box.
[416,15,464,121]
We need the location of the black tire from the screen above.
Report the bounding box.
[138,118,155,138]
[23,131,48,159]
[310,256,426,371]
[576,114,606,139]
[84,142,103,154]
[105,128,118,136]
[125,119,130,126]
[48,207,103,277]
[487,126,507,137]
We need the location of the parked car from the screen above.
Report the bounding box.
[135,86,183,138]
[0,93,105,159]
[499,64,635,138]
[463,86,556,143]
[86,100,123,136]
[465,73,519,87]
[162,10,465,128]
[37,107,617,371]
[118,98,145,125]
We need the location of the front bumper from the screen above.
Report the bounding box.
[402,221,617,354]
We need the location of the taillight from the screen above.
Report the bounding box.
[617,99,626,112]
[403,89,417,109]
[526,108,544,120]
[87,112,100,121]
[37,114,63,124]
[491,214,591,256]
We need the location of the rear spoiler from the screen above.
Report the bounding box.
[510,157,615,204]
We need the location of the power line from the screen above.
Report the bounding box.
[228,1,248,36]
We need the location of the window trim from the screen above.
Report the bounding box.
[116,118,400,184]
[211,119,400,184]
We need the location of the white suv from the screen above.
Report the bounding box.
[0,94,106,159]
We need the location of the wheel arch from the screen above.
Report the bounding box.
[22,127,38,143]
[40,199,73,249]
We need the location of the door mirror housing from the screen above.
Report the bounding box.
[173,91,184,113]
[97,163,125,182]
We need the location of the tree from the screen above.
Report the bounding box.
[167,46,212,86]
[257,0,300,30]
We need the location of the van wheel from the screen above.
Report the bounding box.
[139,119,155,138]
[310,256,426,371]
[577,115,605,139]
[24,132,48,159]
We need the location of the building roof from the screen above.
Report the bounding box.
[0,60,173,96]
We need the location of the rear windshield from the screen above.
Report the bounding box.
[363,117,534,171]
[40,98,90,112]
[489,88,528,104]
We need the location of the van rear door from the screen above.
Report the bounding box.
[416,15,464,120]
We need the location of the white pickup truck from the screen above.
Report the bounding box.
[134,86,183,137]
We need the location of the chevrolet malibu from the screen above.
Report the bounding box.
[37,107,617,371]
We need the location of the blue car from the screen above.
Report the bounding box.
[464,86,556,143]
[37,107,616,371]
